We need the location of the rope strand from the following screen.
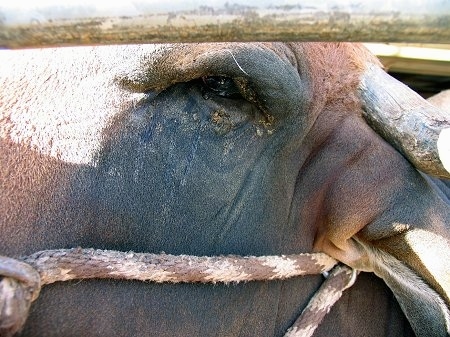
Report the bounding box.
[22,248,338,285]
[1,248,356,337]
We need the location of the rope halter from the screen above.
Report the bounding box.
[0,248,357,337]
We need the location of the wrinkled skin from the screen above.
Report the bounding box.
[0,43,449,337]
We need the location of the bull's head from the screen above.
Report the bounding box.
[123,44,450,336]
[0,43,449,337]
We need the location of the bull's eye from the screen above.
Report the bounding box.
[201,76,242,99]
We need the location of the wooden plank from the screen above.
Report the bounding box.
[1,1,450,48]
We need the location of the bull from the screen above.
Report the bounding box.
[0,43,449,337]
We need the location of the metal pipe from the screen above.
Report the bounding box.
[1,0,449,49]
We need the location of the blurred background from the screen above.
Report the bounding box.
[365,43,450,99]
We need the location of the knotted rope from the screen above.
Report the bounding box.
[0,249,356,337]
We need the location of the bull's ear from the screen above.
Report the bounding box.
[355,237,450,337]
[358,64,450,179]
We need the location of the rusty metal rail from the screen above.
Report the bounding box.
[0,0,450,49]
